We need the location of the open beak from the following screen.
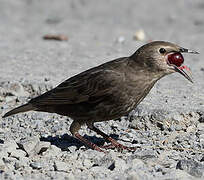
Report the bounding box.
[167,47,199,83]
[172,64,193,83]
[177,47,199,83]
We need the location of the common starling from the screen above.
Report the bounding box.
[3,41,198,152]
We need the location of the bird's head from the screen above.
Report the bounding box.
[132,41,199,83]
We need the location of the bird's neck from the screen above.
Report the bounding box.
[127,58,165,83]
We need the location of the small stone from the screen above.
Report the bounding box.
[10,149,26,159]
[82,159,93,168]
[43,145,61,157]
[54,161,69,172]
[176,159,204,177]
[0,149,8,158]
[130,149,157,160]
[131,159,146,170]
[3,140,18,153]
[35,141,51,154]
[17,137,40,156]
[30,162,43,169]
[200,134,204,140]
[133,30,146,41]
[175,124,183,131]
[186,125,196,133]
[5,96,16,103]
[7,82,29,97]
[17,138,50,157]
[0,158,6,172]
[3,157,17,170]
[94,154,115,169]
[116,36,125,43]
[127,169,152,180]
[197,123,204,131]
[198,114,204,123]
[172,114,183,122]
[114,158,128,171]
[68,146,77,153]
[14,162,21,170]
[90,166,110,174]
[14,157,29,170]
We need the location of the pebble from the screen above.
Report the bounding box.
[94,154,115,169]
[0,149,8,158]
[114,158,128,171]
[14,157,29,170]
[35,141,51,154]
[10,149,26,159]
[197,123,204,131]
[133,30,146,41]
[82,159,93,169]
[17,137,40,156]
[68,145,77,153]
[127,169,152,180]
[54,161,69,172]
[176,159,204,177]
[3,140,18,153]
[43,145,61,157]
[131,158,146,170]
[7,82,29,97]
[0,159,6,172]
[186,125,196,132]
[30,162,43,170]
[116,36,125,44]
[17,137,50,156]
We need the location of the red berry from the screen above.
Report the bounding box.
[168,52,184,67]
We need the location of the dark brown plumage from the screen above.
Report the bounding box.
[3,41,198,152]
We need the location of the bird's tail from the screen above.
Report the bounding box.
[2,103,35,118]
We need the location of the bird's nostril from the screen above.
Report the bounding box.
[167,52,184,67]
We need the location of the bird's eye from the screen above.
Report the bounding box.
[159,48,166,54]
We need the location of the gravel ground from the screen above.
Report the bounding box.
[0,0,204,179]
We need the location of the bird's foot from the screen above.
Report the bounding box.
[86,123,137,152]
[74,133,106,153]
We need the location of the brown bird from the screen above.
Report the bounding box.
[3,41,198,152]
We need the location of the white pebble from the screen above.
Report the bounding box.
[133,30,146,41]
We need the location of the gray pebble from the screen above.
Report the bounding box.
[0,158,6,172]
[43,145,61,157]
[176,159,204,177]
[17,137,40,156]
[30,162,43,170]
[10,149,26,159]
[54,161,69,172]
[3,140,18,153]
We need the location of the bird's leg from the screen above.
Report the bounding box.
[70,121,105,153]
[87,122,136,152]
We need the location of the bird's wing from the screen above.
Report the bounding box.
[31,69,125,105]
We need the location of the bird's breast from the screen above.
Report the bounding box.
[114,78,156,113]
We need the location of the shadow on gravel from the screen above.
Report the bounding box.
[40,133,121,151]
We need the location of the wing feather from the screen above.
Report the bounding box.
[30,69,124,105]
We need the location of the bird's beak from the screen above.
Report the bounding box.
[179,47,199,54]
[172,64,193,83]
[173,47,199,83]
[178,47,199,83]
[167,46,199,83]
